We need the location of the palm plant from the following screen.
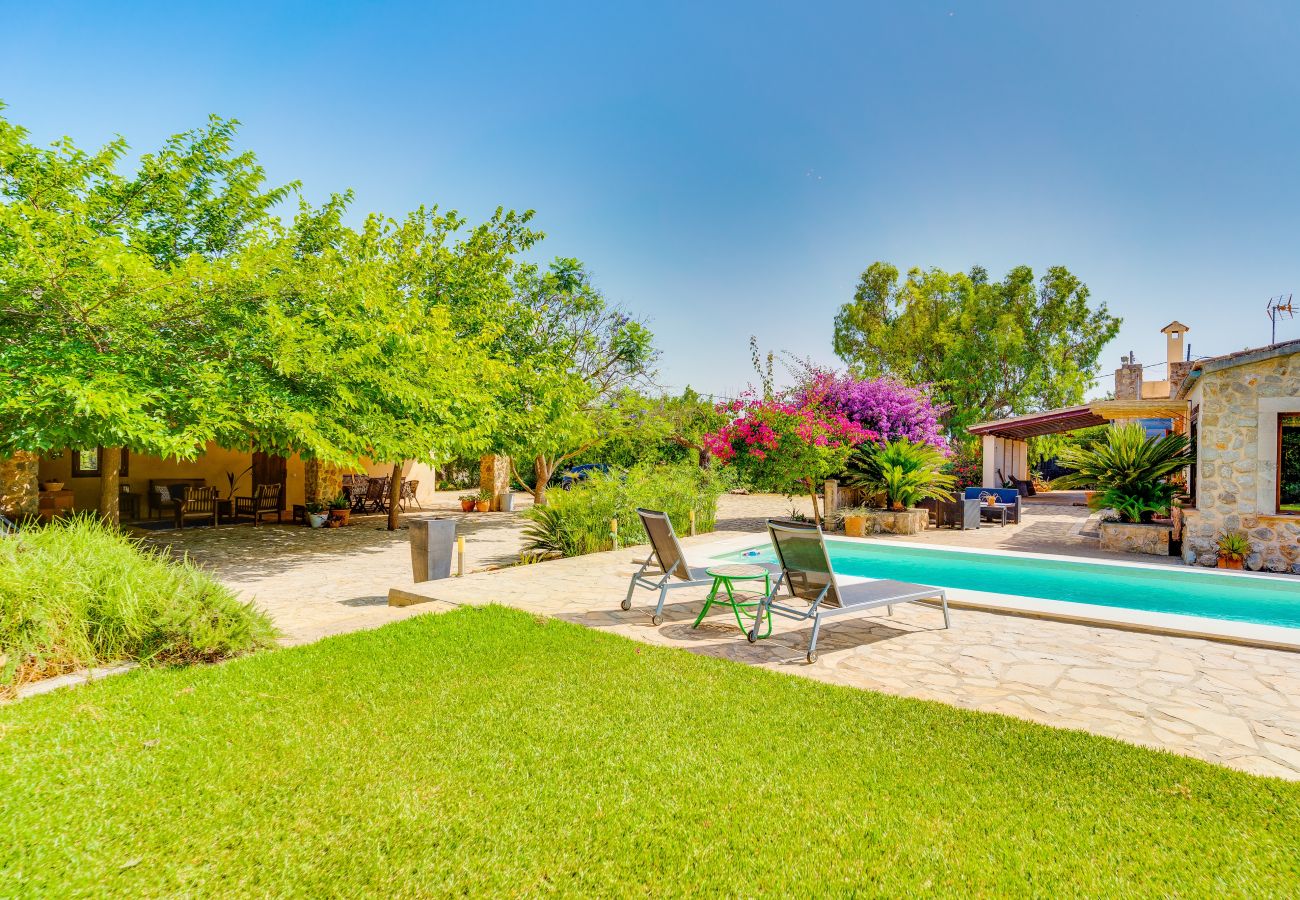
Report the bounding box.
[1051,423,1194,523]
[847,439,955,511]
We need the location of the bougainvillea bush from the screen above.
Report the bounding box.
[796,370,948,450]
[702,396,874,521]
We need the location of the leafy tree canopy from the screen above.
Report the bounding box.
[832,262,1121,438]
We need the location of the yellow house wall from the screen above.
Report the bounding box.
[38,444,307,514]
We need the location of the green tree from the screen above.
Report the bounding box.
[486,259,657,505]
[832,263,1121,439]
[0,111,293,523]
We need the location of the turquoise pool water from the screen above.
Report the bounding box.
[717,541,1300,630]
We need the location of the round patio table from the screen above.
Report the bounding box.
[694,563,774,638]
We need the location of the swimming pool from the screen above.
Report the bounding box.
[715,540,1300,631]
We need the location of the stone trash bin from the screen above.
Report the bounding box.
[409,517,458,583]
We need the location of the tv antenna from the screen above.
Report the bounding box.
[1267,294,1294,345]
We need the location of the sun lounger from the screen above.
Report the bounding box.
[751,518,950,663]
[623,508,725,625]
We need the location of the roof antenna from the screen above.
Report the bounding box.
[1266,294,1294,345]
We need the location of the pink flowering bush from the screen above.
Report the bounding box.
[703,395,876,521]
[796,370,949,452]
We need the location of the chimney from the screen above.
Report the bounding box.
[1162,321,1193,390]
[1114,351,1143,400]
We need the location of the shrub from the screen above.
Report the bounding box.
[847,438,956,510]
[523,463,726,558]
[1051,423,1194,523]
[0,516,277,694]
[796,370,949,449]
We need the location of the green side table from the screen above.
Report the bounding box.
[695,563,774,638]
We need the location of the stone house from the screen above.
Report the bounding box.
[1177,339,1300,571]
[970,320,1300,568]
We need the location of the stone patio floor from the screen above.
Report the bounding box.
[143,491,1300,780]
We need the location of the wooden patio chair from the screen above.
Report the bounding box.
[399,479,422,511]
[233,483,283,526]
[174,486,219,529]
[363,477,389,512]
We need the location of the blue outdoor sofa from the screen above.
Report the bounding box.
[963,487,1022,525]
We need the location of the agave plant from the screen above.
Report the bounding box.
[1215,530,1252,561]
[1051,423,1194,523]
[847,438,955,511]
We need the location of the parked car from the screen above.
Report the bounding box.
[560,463,610,490]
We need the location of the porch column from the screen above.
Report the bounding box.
[480,455,511,511]
[304,459,343,506]
[981,435,997,487]
[0,452,39,519]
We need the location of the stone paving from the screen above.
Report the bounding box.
[141,490,1300,779]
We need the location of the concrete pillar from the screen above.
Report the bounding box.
[479,455,511,511]
[981,435,997,487]
[824,479,839,518]
[0,451,39,519]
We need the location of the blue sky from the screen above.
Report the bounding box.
[4,1,1300,398]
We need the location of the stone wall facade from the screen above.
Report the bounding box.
[0,452,39,519]
[1182,355,1300,572]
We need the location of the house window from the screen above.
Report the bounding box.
[1278,415,1300,513]
[71,448,130,478]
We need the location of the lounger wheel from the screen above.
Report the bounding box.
[806,651,818,664]
[651,614,663,626]
[746,628,759,644]
[620,598,631,611]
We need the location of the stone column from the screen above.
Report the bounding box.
[480,455,511,511]
[304,459,343,506]
[0,452,39,520]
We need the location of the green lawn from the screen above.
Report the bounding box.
[1,607,1296,896]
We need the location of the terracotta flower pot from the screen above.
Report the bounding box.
[843,515,867,538]
[1217,556,1244,570]
[460,499,475,512]
[474,500,491,513]
[329,508,350,526]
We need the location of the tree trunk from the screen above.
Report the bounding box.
[387,462,403,531]
[99,447,122,527]
[533,456,550,507]
[804,478,821,527]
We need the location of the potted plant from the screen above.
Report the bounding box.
[305,501,328,529]
[459,493,477,512]
[1216,531,1251,569]
[327,493,351,526]
[838,505,871,538]
[475,487,493,513]
[844,439,955,534]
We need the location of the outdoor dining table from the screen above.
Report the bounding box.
[693,563,774,638]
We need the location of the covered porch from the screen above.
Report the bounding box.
[967,398,1189,487]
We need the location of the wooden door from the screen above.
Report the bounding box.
[252,452,288,509]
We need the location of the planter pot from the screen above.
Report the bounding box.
[41,481,64,492]
[307,512,328,528]
[474,500,491,513]
[496,491,515,512]
[1098,520,1171,556]
[843,515,867,538]
[460,499,475,512]
[409,516,457,583]
[1217,556,1245,570]
[326,517,341,528]
[328,508,350,526]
